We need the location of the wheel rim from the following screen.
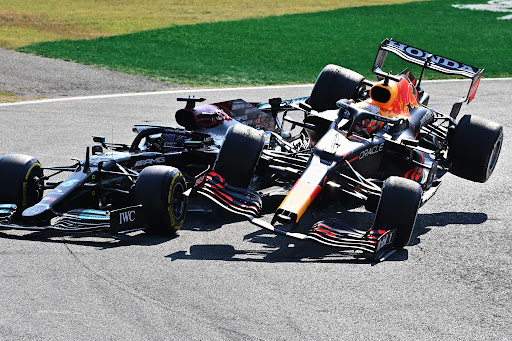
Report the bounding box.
[487,134,503,177]
[170,181,185,221]
[23,163,43,208]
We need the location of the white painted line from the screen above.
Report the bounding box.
[1,78,510,107]
[0,84,315,107]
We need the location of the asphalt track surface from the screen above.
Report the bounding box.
[0,49,179,98]
[0,79,510,340]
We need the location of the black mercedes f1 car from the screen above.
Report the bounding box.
[0,39,503,261]
[0,97,279,235]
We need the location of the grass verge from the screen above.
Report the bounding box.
[0,0,418,49]
[16,0,512,87]
[0,90,27,103]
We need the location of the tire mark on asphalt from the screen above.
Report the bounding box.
[62,242,267,340]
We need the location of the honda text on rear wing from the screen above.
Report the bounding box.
[373,38,484,118]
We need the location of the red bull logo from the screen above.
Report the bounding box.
[369,76,419,119]
[386,77,418,117]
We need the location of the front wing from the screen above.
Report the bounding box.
[194,171,399,261]
[0,204,144,234]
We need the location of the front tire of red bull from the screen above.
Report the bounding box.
[372,176,422,248]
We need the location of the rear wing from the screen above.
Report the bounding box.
[373,39,483,117]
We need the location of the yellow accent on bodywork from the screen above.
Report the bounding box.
[22,162,40,207]
[167,172,184,230]
[277,181,322,223]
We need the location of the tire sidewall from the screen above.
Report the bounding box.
[448,115,503,183]
[167,171,187,229]
[214,124,264,188]
[373,177,422,248]
[308,64,365,112]
[136,166,188,235]
[0,154,43,211]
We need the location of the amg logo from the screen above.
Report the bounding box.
[376,230,395,253]
[119,210,136,224]
[134,157,165,167]
[359,143,384,160]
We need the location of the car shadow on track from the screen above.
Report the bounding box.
[0,229,175,249]
[411,211,488,246]
[182,211,249,233]
[166,242,382,264]
[166,210,488,264]
[0,209,487,254]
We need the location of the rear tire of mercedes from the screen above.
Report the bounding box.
[372,176,422,248]
[448,115,503,183]
[135,165,188,235]
[214,124,265,188]
[308,64,366,112]
[0,154,43,215]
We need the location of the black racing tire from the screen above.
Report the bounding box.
[214,124,265,188]
[448,115,503,183]
[308,64,365,112]
[135,165,188,235]
[0,154,43,213]
[372,176,422,248]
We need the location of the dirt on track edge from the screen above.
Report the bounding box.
[0,48,183,101]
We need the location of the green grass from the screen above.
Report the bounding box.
[0,0,418,49]
[18,0,512,87]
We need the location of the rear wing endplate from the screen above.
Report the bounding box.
[374,39,483,117]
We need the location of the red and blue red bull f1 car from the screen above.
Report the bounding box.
[191,39,503,261]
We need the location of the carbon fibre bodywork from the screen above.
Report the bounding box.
[0,40,503,262]
[0,99,277,233]
[192,39,502,261]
